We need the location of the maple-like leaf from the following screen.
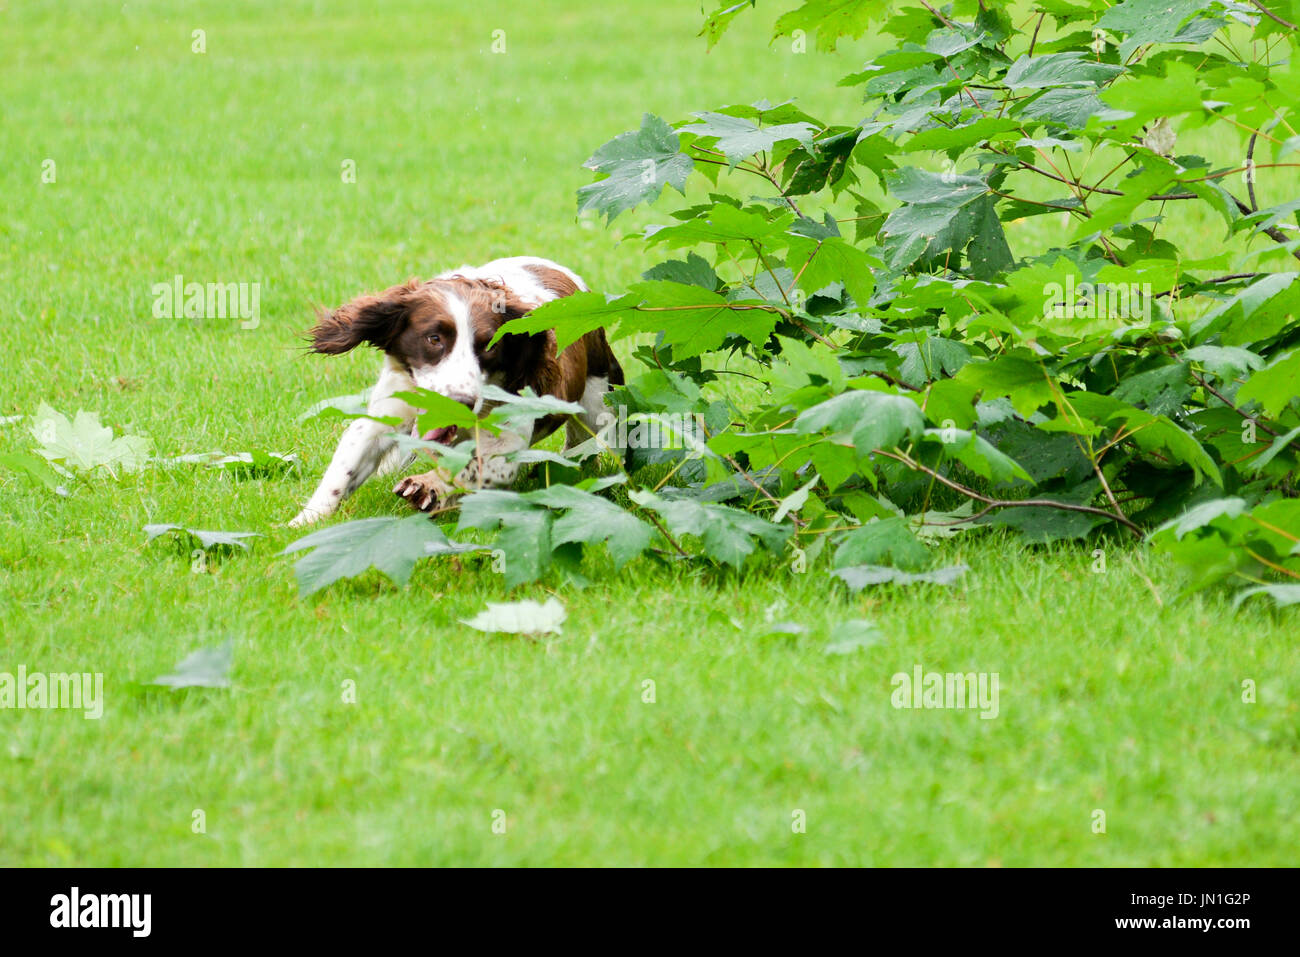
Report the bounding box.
[30,404,150,474]
[282,515,482,596]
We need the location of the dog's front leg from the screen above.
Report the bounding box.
[393,426,532,512]
[290,360,417,527]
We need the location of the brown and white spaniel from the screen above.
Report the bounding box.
[290,256,622,527]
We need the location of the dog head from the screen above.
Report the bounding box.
[308,277,554,410]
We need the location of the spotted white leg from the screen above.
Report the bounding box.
[393,425,533,512]
[458,425,534,489]
[290,358,418,527]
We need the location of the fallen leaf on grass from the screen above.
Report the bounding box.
[150,641,233,689]
[460,598,567,635]
[145,524,260,550]
[831,563,970,591]
[164,450,299,475]
[825,619,886,654]
[30,403,150,474]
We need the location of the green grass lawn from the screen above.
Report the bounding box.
[1,0,1296,866]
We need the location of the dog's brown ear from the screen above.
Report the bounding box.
[481,281,534,322]
[473,280,555,392]
[505,328,562,395]
[308,279,422,355]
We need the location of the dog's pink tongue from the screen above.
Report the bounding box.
[421,426,455,444]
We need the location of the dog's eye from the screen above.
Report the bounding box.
[427,333,442,345]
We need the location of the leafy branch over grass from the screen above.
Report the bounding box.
[284,0,1300,606]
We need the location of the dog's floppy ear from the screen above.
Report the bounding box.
[476,281,556,392]
[481,281,533,323]
[504,327,562,395]
[308,279,423,355]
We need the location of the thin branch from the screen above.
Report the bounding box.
[1094,467,1131,518]
[750,159,803,218]
[685,144,803,217]
[1188,162,1298,181]
[717,451,808,527]
[1028,12,1046,57]
[634,303,784,315]
[871,371,923,393]
[1245,547,1300,580]
[791,320,838,349]
[1248,515,1300,544]
[1182,360,1300,457]
[1250,1,1298,30]
[1230,193,1300,261]
[640,509,690,558]
[922,502,999,526]
[1153,273,1261,298]
[988,187,1083,212]
[1087,150,1138,195]
[750,240,792,310]
[1007,156,1196,200]
[917,0,956,28]
[876,449,1145,537]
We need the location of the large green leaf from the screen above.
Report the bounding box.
[0,451,66,492]
[794,389,926,454]
[772,0,883,52]
[919,429,1032,483]
[524,485,655,569]
[679,111,816,165]
[881,168,994,271]
[282,515,480,596]
[1238,351,1300,418]
[956,357,1053,418]
[833,516,930,570]
[488,291,640,352]
[1095,0,1222,58]
[630,489,789,567]
[577,113,694,222]
[623,280,778,358]
[786,231,877,307]
[1004,52,1125,89]
[457,490,555,588]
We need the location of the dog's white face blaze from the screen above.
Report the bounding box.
[409,290,483,407]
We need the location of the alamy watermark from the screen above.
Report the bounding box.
[1,666,103,719]
[891,665,999,719]
[1043,275,1153,323]
[50,887,150,936]
[593,406,707,450]
[151,274,261,329]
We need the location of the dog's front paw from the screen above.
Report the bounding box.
[393,471,454,512]
[288,506,328,528]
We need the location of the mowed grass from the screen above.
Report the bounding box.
[1,0,1297,866]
